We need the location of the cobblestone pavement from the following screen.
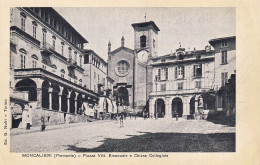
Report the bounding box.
[10,118,235,152]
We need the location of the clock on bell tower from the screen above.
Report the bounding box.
[132,21,160,61]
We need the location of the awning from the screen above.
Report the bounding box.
[83,102,94,117]
[99,97,105,113]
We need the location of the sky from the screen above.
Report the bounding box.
[54,7,235,60]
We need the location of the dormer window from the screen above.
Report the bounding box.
[177,54,183,60]
[221,40,228,47]
[140,35,146,48]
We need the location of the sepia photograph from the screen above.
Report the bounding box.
[9,7,236,152]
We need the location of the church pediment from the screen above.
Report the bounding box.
[110,47,134,55]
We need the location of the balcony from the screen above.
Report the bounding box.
[40,42,55,55]
[68,58,77,69]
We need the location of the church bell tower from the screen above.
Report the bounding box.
[131,21,160,63]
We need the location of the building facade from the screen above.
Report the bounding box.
[10,7,101,128]
[149,45,216,118]
[83,49,115,118]
[209,36,236,117]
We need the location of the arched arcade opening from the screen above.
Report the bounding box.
[155,99,165,118]
[172,97,183,117]
[15,79,37,101]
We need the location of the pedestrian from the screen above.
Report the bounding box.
[175,112,178,121]
[41,116,46,131]
[120,113,124,127]
[26,115,30,130]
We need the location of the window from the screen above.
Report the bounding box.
[159,68,168,81]
[21,16,26,31]
[177,54,183,60]
[32,60,37,68]
[153,39,156,48]
[195,81,201,88]
[116,60,130,76]
[94,85,96,92]
[61,74,64,78]
[98,74,100,83]
[175,66,185,79]
[221,51,227,64]
[52,39,55,50]
[32,24,37,38]
[94,72,96,79]
[68,48,72,59]
[20,54,26,69]
[221,40,228,47]
[177,82,183,90]
[165,68,168,80]
[79,55,82,67]
[140,35,146,48]
[221,72,228,86]
[74,52,77,62]
[85,54,89,63]
[61,43,64,55]
[193,64,202,77]
[42,31,46,47]
[158,69,161,80]
[161,84,166,91]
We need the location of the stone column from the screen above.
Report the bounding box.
[48,87,53,110]
[58,93,62,112]
[182,98,190,118]
[34,78,44,108]
[165,97,172,118]
[74,99,77,115]
[36,88,42,108]
[195,99,199,114]
[58,86,64,112]
[74,92,78,115]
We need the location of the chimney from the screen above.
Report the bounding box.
[108,41,111,53]
[121,36,125,47]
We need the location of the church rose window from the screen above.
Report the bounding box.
[116,60,130,76]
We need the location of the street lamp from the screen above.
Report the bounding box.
[155,75,158,120]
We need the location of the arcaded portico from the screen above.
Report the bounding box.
[149,93,215,119]
[12,69,99,127]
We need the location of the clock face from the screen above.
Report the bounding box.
[137,50,149,63]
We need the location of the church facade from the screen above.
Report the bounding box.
[108,21,159,113]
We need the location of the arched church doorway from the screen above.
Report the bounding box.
[116,87,129,106]
[155,99,165,118]
[172,97,183,117]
